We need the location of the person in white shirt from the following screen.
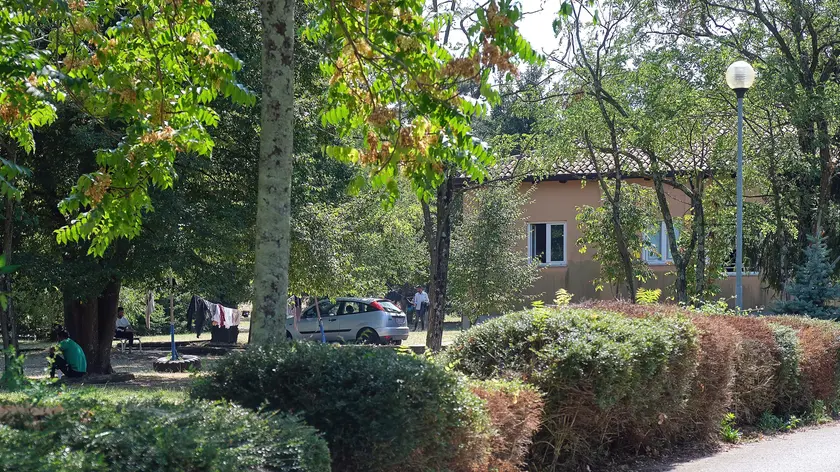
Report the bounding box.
[114,306,135,348]
[410,286,430,332]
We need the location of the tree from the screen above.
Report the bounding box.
[542,0,653,302]
[774,234,840,319]
[1,0,252,370]
[449,183,540,321]
[304,0,540,351]
[290,181,427,298]
[576,182,659,296]
[670,0,840,254]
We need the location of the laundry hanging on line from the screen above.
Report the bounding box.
[186,295,241,337]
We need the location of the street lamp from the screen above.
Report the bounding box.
[726,61,756,310]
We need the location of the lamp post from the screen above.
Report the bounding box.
[726,61,756,310]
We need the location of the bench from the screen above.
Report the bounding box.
[115,336,142,353]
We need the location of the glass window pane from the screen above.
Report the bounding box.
[550,224,564,262]
[530,224,547,263]
[646,225,663,261]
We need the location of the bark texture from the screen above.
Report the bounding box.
[424,175,454,352]
[252,0,295,344]
[63,279,121,374]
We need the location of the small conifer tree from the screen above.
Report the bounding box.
[775,234,840,319]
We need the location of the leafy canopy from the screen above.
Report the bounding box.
[305,0,541,202]
[2,0,254,256]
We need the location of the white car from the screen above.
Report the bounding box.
[286,297,410,345]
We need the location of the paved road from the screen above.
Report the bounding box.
[663,424,840,472]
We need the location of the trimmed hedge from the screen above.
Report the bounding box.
[469,379,543,472]
[445,304,840,469]
[444,307,698,468]
[0,394,330,472]
[192,343,490,472]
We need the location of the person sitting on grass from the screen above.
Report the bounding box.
[49,329,87,379]
[114,306,135,348]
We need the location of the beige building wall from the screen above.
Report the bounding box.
[518,179,774,309]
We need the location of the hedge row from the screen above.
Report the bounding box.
[192,342,543,472]
[444,303,840,470]
[0,394,330,472]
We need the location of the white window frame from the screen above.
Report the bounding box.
[644,221,676,265]
[527,222,567,267]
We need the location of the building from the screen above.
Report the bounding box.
[514,167,775,309]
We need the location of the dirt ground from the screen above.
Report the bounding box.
[1,346,224,391]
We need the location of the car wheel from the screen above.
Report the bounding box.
[356,328,380,345]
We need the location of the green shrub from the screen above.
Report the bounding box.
[444,307,698,469]
[768,322,804,412]
[0,393,330,472]
[766,316,840,406]
[0,348,30,392]
[719,413,741,443]
[192,343,490,472]
[757,411,785,433]
[636,288,661,305]
[553,288,573,306]
[806,400,832,425]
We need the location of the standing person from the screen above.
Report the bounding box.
[114,306,135,348]
[49,329,86,378]
[411,286,429,332]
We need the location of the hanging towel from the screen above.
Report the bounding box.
[145,291,155,330]
[219,305,227,328]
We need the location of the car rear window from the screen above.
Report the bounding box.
[375,300,403,314]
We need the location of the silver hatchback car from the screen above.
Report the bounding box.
[286,297,410,345]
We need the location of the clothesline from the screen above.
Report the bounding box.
[186,295,241,337]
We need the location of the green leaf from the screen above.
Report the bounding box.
[560,2,574,17]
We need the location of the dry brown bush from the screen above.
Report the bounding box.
[676,316,738,439]
[766,316,840,405]
[469,380,544,472]
[575,300,689,319]
[714,316,782,423]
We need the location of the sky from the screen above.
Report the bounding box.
[517,0,564,57]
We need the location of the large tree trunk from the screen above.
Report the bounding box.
[63,279,121,374]
[4,194,17,352]
[251,0,295,345]
[693,195,706,303]
[426,176,454,352]
[609,195,637,303]
[815,120,833,234]
[0,195,9,367]
[651,173,689,304]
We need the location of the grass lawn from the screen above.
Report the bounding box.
[406,324,462,346]
[0,385,189,406]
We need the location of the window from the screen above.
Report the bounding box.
[528,223,566,265]
[338,301,367,316]
[725,243,760,275]
[644,221,681,264]
[302,300,336,319]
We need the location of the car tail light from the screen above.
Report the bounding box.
[370,301,384,311]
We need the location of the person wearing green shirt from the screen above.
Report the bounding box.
[49,329,87,378]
